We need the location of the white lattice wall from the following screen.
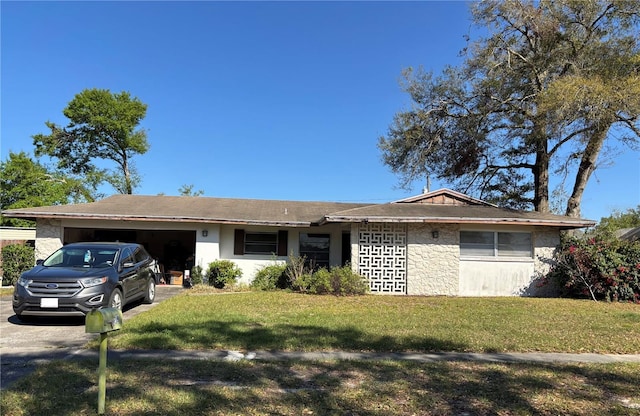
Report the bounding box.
[357,223,407,294]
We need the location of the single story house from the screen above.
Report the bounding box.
[1,188,595,296]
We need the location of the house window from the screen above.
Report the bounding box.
[460,231,532,258]
[245,232,277,254]
[234,229,288,256]
[299,233,330,269]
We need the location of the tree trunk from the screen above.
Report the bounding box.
[565,123,610,218]
[533,128,550,213]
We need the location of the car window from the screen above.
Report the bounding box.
[134,247,149,264]
[93,249,118,267]
[120,248,135,267]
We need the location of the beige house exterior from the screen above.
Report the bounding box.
[2,189,595,296]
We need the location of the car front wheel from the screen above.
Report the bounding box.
[143,278,155,304]
[108,288,123,310]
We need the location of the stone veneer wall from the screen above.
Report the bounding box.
[406,223,459,296]
[34,219,63,260]
[530,227,561,297]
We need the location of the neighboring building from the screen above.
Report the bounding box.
[0,227,36,249]
[0,227,36,282]
[1,189,595,296]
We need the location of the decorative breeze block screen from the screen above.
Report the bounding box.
[358,223,407,294]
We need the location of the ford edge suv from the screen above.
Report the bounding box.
[13,242,156,320]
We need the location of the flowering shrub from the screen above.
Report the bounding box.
[545,235,640,302]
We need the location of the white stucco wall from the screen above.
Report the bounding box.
[457,226,560,297]
[219,224,347,285]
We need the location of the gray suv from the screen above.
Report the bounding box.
[13,242,156,320]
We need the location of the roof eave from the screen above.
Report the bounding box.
[2,212,312,227]
[323,215,595,229]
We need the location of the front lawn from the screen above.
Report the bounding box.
[4,292,640,415]
[2,359,640,415]
[109,291,640,354]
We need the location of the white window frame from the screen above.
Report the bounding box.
[460,230,533,259]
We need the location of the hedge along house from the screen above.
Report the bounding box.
[2,189,595,296]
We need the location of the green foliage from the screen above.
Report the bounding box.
[178,184,204,196]
[0,152,93,226]
[301,268,331,294]
[190,264,204,285]
[284,252,309,290]
[545,235,640,302]
[1,244,35,286]
[378,1,640,215]
[251,263,288,291]
[596,206,640,236]
[33,88,149,194]
[207,260,242,289]
[299,266,368,296]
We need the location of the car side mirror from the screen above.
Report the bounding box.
[36,259,44,265]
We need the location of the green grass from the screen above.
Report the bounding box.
[108,291,640,353]
[2,359,639,415]
[4,291,640,415]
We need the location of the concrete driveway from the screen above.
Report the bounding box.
[0,285,184,389]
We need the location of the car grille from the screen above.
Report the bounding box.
[26,280,83,297]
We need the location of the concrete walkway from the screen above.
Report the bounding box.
[77,348,640,364]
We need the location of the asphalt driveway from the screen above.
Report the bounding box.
[0,284,184,389]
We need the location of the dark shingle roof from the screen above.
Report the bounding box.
[324,203,595,228]
[1,194,369,227]
[2,193,595,229]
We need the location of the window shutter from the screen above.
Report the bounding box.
[277,230,288,256]
[234,229,245,255]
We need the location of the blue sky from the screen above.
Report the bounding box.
[1,1,638,222]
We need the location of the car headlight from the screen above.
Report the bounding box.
[81,276,108,287]
[17,275,31,287]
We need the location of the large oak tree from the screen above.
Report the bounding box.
[378,0,640,217]
[33,88,149,195]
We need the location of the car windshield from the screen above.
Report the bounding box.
[43,247,119,268]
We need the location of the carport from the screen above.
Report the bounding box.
[63,227,196,273]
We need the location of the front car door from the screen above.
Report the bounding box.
[118,247,139,300]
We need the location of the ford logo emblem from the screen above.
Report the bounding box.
[46,283,59,289]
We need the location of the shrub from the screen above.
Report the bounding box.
[304,268,332,294]
[298,265,368,296]
[545,234,640,302]
[285,252,310,291]
[206,260,242,289]
[1,244,35,286]
[251,263,287,291]
[190,264,204,285]
[330,265,369,295]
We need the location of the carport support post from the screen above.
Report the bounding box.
[98,332,108,415]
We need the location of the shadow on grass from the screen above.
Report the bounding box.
[111,319,470,352]
[2,357,640,415]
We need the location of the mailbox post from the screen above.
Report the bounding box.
[86,307,123,415]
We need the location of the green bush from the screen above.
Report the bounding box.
[331,265,369,295]
[545,234,640,302]
[206,260,242,289]
[298,265,368,296]
[251,263,287,291]
[1,244,35,286]
[190,264,204,285]
[304,268,331,294]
